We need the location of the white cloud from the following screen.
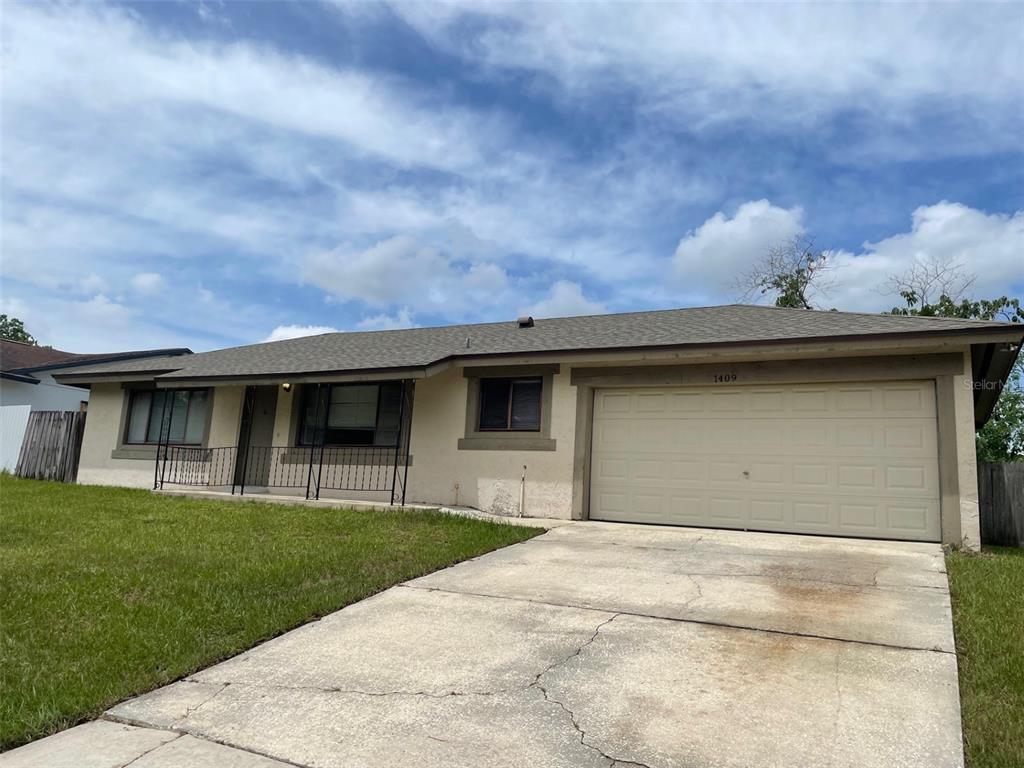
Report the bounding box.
[2,4,506,175]
[263,324,341,343]
[305,235,513,317]
[79,274,109,294]
[131,272,164,294]
[673,200,805,299]
[390,3,1021,152]
[75,294,133,322]
[674,200,1024,312]
[522,281,605,319]
[0,0,726,340]
[827,203,1024,312]
[356,308,417,331]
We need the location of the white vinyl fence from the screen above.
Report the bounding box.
[0,405,32,472]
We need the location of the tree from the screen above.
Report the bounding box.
[976,362,1024,462]
[889,292,1023,462]
[0,315,37,345]
[888,292,1022,323]
[882,255,975,306]
[737,235,832,309]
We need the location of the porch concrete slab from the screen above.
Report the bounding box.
[0,720,178,768]
[408,522,955,651]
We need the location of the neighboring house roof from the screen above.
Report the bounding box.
[52,304,1022,384]
[0,339,192,384]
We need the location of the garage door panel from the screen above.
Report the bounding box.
[590,381,940,542]
[596,384,935,419]
[887,503,934,534]
[599,419,935,458]
[595,455,937,498]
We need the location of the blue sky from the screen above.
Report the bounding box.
[2,1,1022,352]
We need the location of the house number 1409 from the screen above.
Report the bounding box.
[714,373,737,383]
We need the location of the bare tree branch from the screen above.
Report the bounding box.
[881,255,976,306]
[734,235,833,309]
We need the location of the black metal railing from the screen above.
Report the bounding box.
[155,444,411,499]
[156,445,235,488]
[154,380,415,504]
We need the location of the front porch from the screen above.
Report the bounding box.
[152,380,416,505]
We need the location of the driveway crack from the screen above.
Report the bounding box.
[532,613,620,685]
[187,678,515,698]
[529,614,653,768]
[403,583,954,654]
[173,682,230,724]
[118,733,182,768]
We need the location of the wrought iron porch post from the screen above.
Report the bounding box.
[235,385,256,497]
[304,383,323,500]
[314,383,329,501]
[389,379,407,505]
[400,381,415,506]
[152,391,171,493]
[156,390,171,490]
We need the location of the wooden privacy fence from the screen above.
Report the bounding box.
[978,462,1024,547]
[14,411,87,483]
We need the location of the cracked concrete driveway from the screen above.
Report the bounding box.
[1,522,963,768]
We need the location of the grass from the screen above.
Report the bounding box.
[0,475,540,750]
[946,545,1024,768]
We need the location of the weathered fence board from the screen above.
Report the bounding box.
[14,411,87,483]
[978,461,1024,547]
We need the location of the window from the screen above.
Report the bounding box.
[477,377,542,431]
[125,389,209,445]
[298,382,402,446]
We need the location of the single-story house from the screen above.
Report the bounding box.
[0,340,191,471]
[54,305,1022,550]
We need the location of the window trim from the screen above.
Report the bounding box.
[123,388,209,446]
[295,382,401,448]
[112,385,214,460]
[460,365,557,452]
[477,376,543,432]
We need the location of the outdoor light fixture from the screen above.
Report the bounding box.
[281,382,292,392]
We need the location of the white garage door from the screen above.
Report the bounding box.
[589,381,941,541]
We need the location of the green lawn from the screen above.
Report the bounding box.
[946,545,1024,768]
[0,476,540,750]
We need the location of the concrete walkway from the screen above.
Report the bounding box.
[2,523,963,768]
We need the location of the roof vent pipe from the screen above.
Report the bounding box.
[517,316,535,329]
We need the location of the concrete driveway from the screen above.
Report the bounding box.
[3,522,963,768]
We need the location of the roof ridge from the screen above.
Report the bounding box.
[239,304,753,350]
[1,338,51,349]
[743,303,1017,326]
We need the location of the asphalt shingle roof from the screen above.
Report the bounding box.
[1,339,191,376]
[54,304,1023,382]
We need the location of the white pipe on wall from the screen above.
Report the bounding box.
[519,464,526,518]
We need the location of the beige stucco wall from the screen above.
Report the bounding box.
[208,386,244,448]
[405,367,577,518]
[953,349,981,549]
[77,383,153,488]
